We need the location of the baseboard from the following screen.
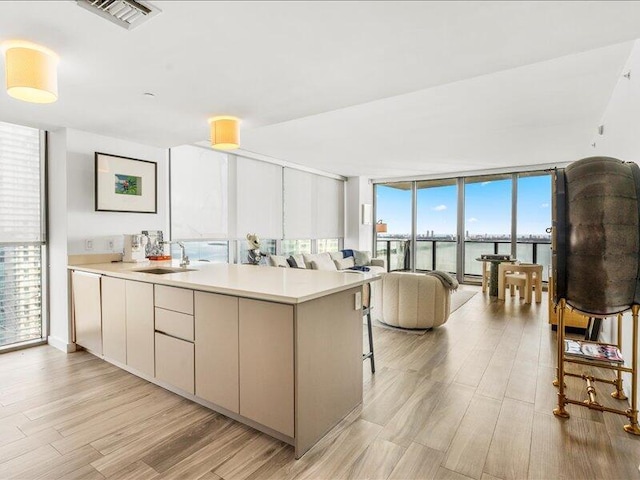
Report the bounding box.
[47,336,77,353]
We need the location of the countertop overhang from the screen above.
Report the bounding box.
[68,261,380,304]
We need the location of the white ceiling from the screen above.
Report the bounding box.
[0,1,639,178]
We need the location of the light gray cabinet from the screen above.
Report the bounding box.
[154,284,195,393]
[125,280,155,377]
[100,277,154,375]
[72,270,103,355]
[101,276,127,364]
[239,298,294,436]
[194,291,239,413]
[155,332,194,394]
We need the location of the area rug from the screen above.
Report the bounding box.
[371,289,477,335]
[450,289,477,313]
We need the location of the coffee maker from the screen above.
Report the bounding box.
[123,234,148,263]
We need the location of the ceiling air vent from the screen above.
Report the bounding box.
[76,0,161,30]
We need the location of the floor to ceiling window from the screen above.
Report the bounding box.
[464,174,512,276]
[375,182,412,271]
[0,121,46,348]
[374,170,552,282]
[517,172,552,279]
[416,179,457,273]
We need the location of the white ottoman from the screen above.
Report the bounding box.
[380,272,451,329]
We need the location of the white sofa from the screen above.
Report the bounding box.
[267,251,386,274]
[268,251,385,320]
[380,272,451,329]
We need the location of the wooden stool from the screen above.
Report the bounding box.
[505,272,527,298]
[481,260,491,293]
[499,263,543,303]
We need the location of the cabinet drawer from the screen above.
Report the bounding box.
[155,332,194,394]
[155,307,194,342]
[155,285,193,315]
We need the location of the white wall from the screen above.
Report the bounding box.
[66,129,169,254]
[47,128,71,351]
[592,39,640,397]
[345,176,373,252]
[47,128,169,351]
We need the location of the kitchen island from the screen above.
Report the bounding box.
[68,261,379,458]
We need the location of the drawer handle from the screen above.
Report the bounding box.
[155,330,194,344]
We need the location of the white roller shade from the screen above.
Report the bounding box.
[284,168,344,239]
[316,175,345,238]
[236,156,283,239]
[170,145,227,239]
[284,168,316,239]
[0,122,42,243]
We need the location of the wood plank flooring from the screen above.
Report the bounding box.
[1,287,639,479]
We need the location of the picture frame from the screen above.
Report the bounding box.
[95,152,157,213]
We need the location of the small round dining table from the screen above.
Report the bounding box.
[476,257,515,297]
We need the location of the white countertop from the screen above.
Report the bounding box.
[68,261,380,304]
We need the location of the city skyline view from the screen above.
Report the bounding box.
[376,174,552,239]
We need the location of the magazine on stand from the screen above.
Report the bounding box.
[564,339,624,363]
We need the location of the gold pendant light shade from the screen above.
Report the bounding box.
[3,41,59,104]
[208,116,240,150]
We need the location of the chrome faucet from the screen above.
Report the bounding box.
[162,241,190,267]
[177,241,190,267]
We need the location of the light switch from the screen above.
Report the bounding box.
[355,291,362,310]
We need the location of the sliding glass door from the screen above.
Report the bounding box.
[0,122,46,348]
[375,182,412,271]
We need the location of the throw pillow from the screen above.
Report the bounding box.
[268,255,289,268]
[292,254,306,269]
[334,256,355,270]
[311,256,338,271]
[354,250,372,267]
[303,253,333,269]
[287,255,307,268]
[329,251,344,261]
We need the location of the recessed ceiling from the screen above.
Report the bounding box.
[0,1,639,178]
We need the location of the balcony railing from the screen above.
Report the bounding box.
[376,238,552,280]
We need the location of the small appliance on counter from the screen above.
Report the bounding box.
[123,234,148,263]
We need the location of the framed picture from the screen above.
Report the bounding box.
[95,152,157,213]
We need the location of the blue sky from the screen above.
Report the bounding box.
[376,175,551,236]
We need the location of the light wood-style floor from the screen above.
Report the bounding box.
[1,288,639,480]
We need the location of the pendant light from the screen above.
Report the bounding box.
[3,41,59,104]
[208,116,240,150]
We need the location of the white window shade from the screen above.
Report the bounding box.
[284,168,316,239]
[236,156,283,239]
[316,175,345,238]
[170,145,227,239]
[0,122,42,243]
[284,168,344,239]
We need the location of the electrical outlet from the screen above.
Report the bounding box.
[355,291,362,310]
[85,239,93,251]
[108,239,114,251]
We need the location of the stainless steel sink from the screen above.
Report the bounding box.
[134,267,196,274]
